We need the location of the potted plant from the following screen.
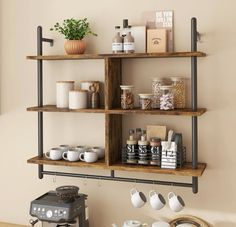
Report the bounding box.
[50,18,97,54]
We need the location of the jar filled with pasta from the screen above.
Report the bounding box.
[171,77,186,108]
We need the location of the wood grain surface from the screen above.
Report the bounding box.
[27,105,206,116]
[26,51,206,60]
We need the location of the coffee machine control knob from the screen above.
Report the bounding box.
[46,210,53,218]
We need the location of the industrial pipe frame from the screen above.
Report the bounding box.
[36,18,200,193]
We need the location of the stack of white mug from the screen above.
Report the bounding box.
[45,145,105,163]
[130,188,185,212]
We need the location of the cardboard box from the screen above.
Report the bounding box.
[147,29,167,53]
[147,125,167,141]
[131,26,146,53]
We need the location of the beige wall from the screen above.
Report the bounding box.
[0,0,236,226]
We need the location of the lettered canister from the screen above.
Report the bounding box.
[69,90,88,109]
[56,81,75,108]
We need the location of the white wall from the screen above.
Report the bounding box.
[0,0,236,226]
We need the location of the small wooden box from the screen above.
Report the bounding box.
[147,29,167,53]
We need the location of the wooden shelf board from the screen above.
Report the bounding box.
[27,54,104,60]
[27,105,206,116]
[27,155,108,169]
[26,51,206,60]
[108,108,207,116]
[110,162,206,177]
[27,156,206,177]
[101,51,206,58]
[27,105,106,113]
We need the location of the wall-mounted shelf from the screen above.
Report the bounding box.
[27,18,207,193]
[27,156,206,177]
[27,105,206,116]
[26,51,206,60]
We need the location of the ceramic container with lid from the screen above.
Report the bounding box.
[69,89,88,109]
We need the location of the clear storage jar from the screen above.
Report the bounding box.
[139,94,153,110]
[160,85,174,110]
[152,77,163,109]
[171,77,186,108]
[120,85,134,109]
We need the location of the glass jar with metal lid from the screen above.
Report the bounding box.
[120,85,134,109]
[160,85,174,110]
[171,77,186,108]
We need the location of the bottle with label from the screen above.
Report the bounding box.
[150,137,161,166]
[124,26,135,53]
[138,130,149,165]
[112,26,123,54]
[126,129,138,164]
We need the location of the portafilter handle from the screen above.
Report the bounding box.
[29,219,39,226]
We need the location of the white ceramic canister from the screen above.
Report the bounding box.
[69,90,88,109]
[56,81,75,108]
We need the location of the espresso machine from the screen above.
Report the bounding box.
[29,186,89,227]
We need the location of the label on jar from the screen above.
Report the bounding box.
[124,42,135,51]
[112,43,123,51]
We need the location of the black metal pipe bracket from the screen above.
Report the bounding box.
[42,171,193,188]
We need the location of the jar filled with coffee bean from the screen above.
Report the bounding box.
[120,85,134,109]
[139,94,153,110]
[160,85,174,110]
[171,77,186,108]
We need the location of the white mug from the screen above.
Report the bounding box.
[130,188,147,208]
[59,144,70,152]
[62,148,81,162]
[45,148,63,160]
[79,151,98,163]
[149,190,166,210]
[168,192,185,212]
[91,146,105,159]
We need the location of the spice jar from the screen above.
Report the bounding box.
[171,77,186,108]
[139,94,153,110]
[120,85,134,109]
[152,77,163,109]
[150,137,161,166]
[160,85,174,110]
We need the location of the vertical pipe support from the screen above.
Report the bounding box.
[37,26,43,179]
[191,18,198,193]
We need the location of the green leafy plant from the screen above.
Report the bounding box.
[50,18,97,40]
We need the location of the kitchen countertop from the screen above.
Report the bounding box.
[0,222,28,227]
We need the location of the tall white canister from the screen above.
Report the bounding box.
[56,81,75,108]
[69,90,88,109]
